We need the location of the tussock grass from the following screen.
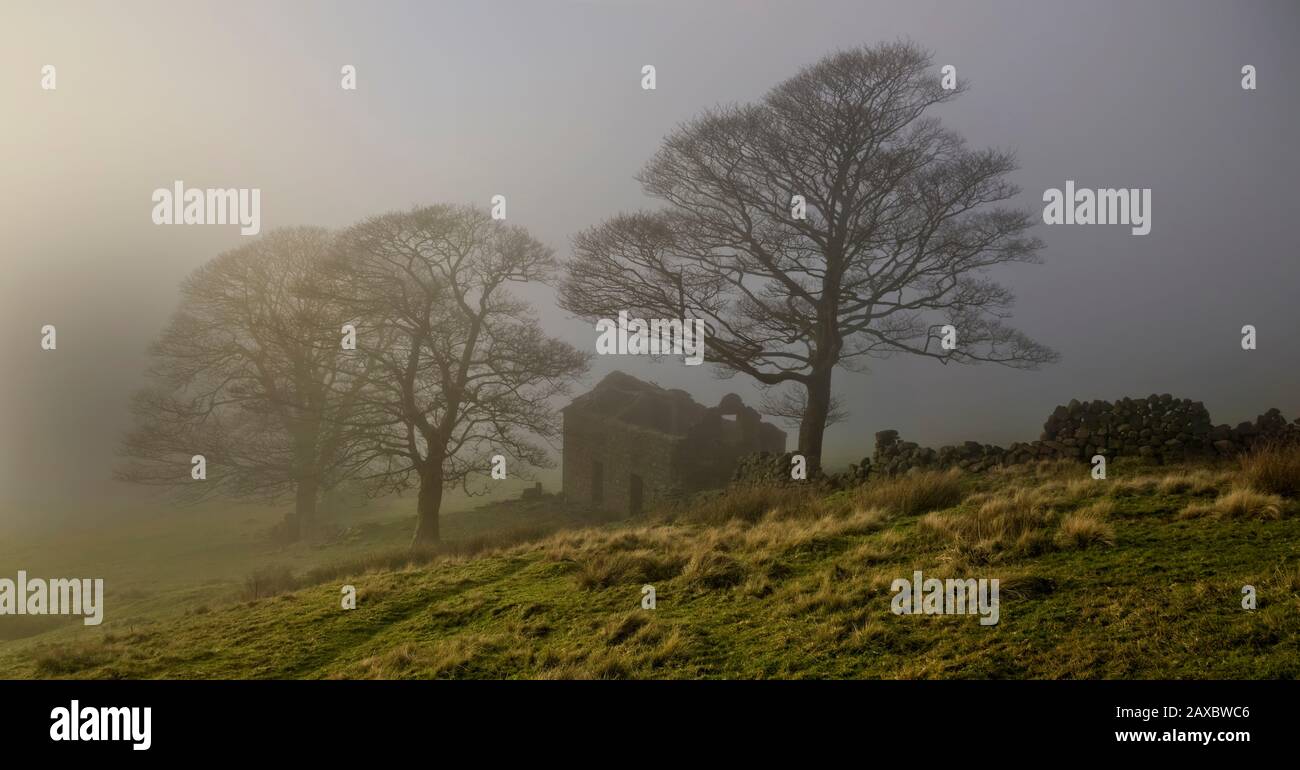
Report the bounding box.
[1156,469,1227,496]
[573,549,687,590]
[1057,501,1117,549]
[1179,487,1286,521]
[1239,443,1300,498]
[539,502,891,591]
[1107,476,1159,498]
[1263,561,1300,595]
[679,547,746,589]
[840,530,906,566]
[1056,477,1107,503]
[781,569,865,616]
[603,612,652,645]
[854,469,966,517]
[990,459,1080,482]
[660,484,820,525]
[731,506,890,554]
[534,619,689,678]
[539,525,690,586]
[918,488,1055,552]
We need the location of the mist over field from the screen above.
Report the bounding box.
[1,0,1300,705]
[2,0,1297,529]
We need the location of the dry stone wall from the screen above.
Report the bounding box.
[731,450,872,487]
[733,395,1300,484]
[872,395,1300,476]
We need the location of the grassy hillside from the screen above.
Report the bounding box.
[0,488,603,643]
[2,454,1299,679]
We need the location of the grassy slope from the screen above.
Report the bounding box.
[0,490,599,646]
[2,461,1298,679]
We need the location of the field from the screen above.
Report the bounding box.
[2,453,1299,679]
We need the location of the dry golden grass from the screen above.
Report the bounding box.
[1106,476,1159,498]
[540,502,895,592]
[658,483,819,525]
[602,611,652,644]
[1239,442,1300,498]
[1264,561,1300,594]
[1058,476,1107,502]
[347,638,486,679]
[854,469,965,516]
[781,569,867,616]
[573,549,688,589]
[679,546,746,589]
[840,529,906,565]
[1179,487,1286,521]
[732,506,890,553]
[989,458,1080,482]
[1057,501,1117,548]
[538,524,686,562]
[1016,475,1106,507]
[917,487,1055,555]
[1156,469,1228,496]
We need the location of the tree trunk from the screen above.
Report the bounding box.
[411,464,443,546]
[292,475,318,541]
[798,368,834,474]
[287,422,321,543]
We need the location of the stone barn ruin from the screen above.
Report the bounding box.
[562,371,786,515]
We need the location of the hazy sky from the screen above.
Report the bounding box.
[2,0,1298,515]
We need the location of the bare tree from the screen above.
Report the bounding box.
[559,42,1057,469]
[117,227,373,541]
[331,205,590,545]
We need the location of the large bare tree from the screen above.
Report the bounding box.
[117,227,373,541]
[559,42,1057,469]
[331,205,589,545]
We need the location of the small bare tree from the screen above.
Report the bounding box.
[332,205,589,545]
[559,42,1057,469]
[117,227,373,540]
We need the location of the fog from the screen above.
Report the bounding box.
[2,0,1298,521]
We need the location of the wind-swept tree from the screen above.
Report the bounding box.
[559,42,1057,470]
[117,227,373,541]
[331,205,589,545]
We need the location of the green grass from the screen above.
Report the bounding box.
[0,489,600,642]
[2,460,1299,679]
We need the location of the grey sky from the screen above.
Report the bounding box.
[2,0,1297,514]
